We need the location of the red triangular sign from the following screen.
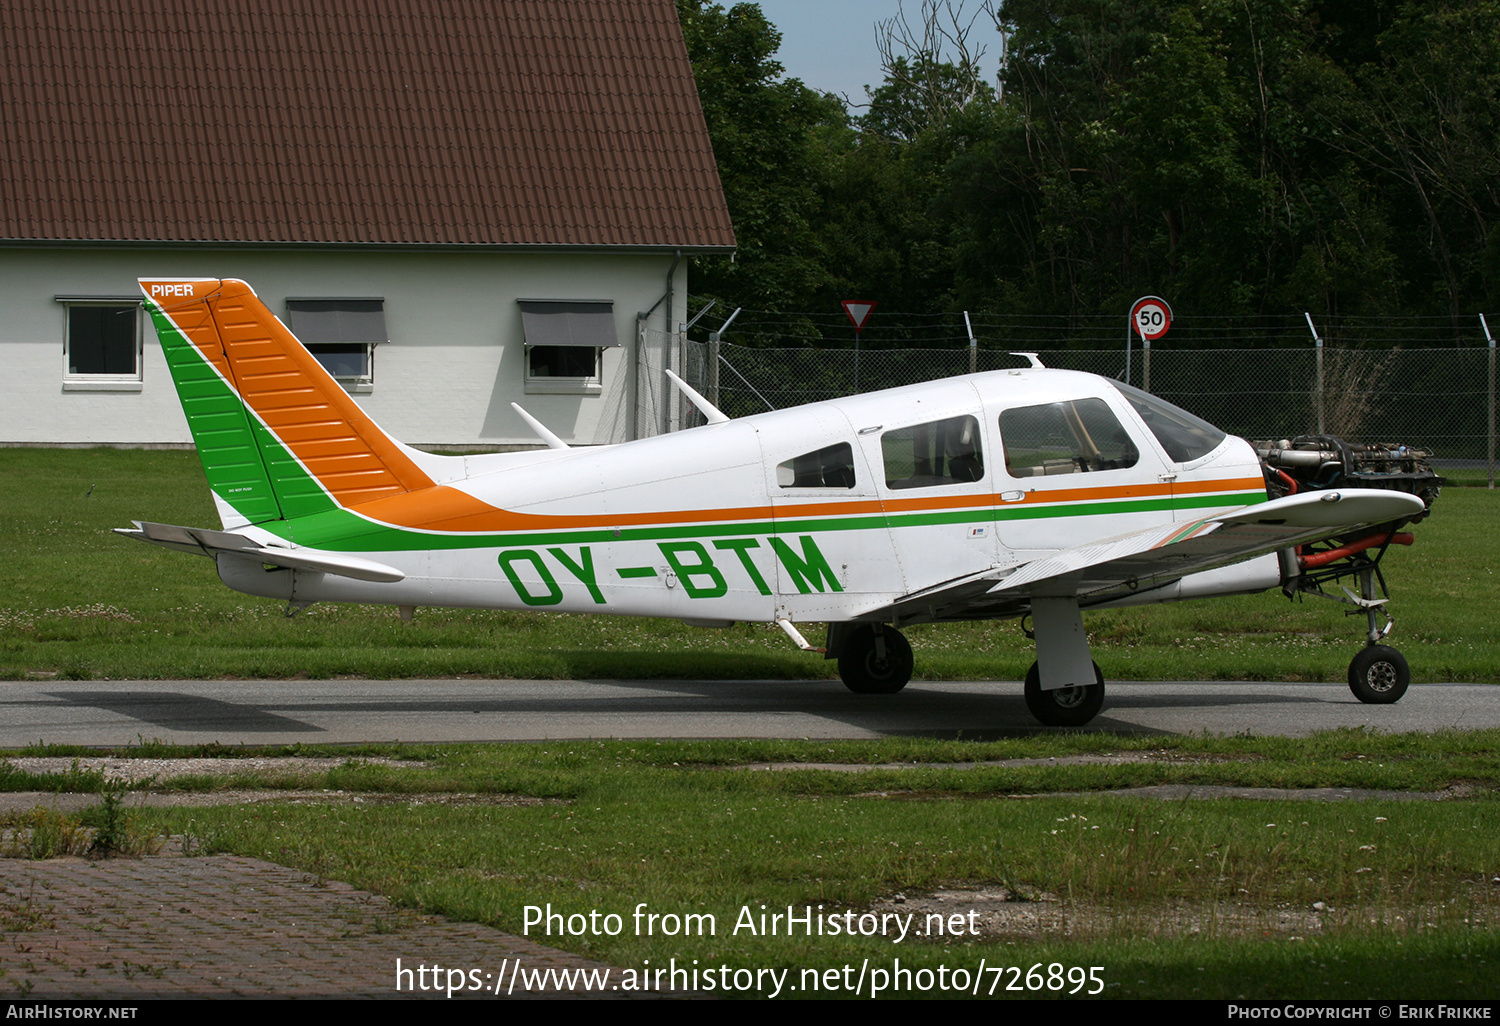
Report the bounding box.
[841,300,876,332]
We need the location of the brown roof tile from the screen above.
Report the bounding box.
[0,0,735,249]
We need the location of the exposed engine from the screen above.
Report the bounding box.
[1258,435,1442,513]
[1252,435,1444,704]
[1258,435,1441,576]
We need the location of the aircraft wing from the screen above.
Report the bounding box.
[115,521,406,583]
[878,488,1425,623]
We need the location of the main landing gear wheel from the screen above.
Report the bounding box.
[1024,661,1105,727]
[1348,645,1409,704]
[838,625,913,695]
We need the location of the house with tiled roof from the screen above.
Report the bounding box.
[0,0,733,446]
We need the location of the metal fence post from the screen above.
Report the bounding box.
[706,307,740,419]
[631,315,644,441]
[1484,313,1496,489]
[709,332,721,409]
[671,322,688,433]
[1305,312,1324,434]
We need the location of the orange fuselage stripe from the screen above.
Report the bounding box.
[349,476,1268,536]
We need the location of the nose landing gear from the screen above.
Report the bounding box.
[1260,436,1440,707]
[1348,644,1410,704]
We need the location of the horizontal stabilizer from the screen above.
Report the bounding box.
[115,522,405,583]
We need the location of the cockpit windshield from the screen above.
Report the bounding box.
[1111,381,1226,464]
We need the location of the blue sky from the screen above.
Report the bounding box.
[753,0,1000,109]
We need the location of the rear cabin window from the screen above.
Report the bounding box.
[777,442,856,488]
[881,415,985,489]
[999,399,1139,477]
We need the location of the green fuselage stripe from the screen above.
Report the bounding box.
[260,490,1267,553]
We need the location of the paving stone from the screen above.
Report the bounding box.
[0,856,623,998]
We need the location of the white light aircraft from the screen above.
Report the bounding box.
[120,278,1437,727]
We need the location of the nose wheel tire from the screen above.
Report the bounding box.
[838,625,913,694]
[1024,661,1105,727]
[1348,645,1409,704]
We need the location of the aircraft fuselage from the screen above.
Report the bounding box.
[214,368,1272,625]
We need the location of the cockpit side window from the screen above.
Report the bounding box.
[881,415,985,489]
[777,442,856,488]
[1111,381,1226,464]
[1000,399,1139,477]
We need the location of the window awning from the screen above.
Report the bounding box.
[518,300,618,347]
[286,299,387,343]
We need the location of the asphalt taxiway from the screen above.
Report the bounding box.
[2,677,1496,746]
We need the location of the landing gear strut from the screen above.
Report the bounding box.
[1345,567,1409,703]
[837,624,913,694]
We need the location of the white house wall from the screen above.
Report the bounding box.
[0,248,687,448]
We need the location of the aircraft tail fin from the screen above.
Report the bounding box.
[139,278,434,528]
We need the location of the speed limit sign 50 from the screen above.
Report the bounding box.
[1131,297,1172,340]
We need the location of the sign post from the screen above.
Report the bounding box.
[842,300,877,394]
[1128,296,1172,391]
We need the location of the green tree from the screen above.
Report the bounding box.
[678,0,1500,328]
[676,0,835,313]
[1311,1,1500,316]
[966,0,1422,317]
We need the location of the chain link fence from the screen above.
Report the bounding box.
[634,320,714,440]
[637,314,1498,477]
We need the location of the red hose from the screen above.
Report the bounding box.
[1298,531,1414,570]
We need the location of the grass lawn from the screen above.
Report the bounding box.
[4,731,1497,999]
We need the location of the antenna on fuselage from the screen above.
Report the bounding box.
[1010,352,1046,368]
[665,369,730,424]
[509,403,570,450]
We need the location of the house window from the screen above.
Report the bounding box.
[60,299,142,391]
[285,298,386,389]
[528,345,599,378]
[518,300,617,394]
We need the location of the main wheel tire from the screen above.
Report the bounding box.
[1023,660,1106,727]
[838,625,913,695]
[1348,645,1409,704]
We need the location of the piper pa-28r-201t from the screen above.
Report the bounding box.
[121,278,1440,727]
